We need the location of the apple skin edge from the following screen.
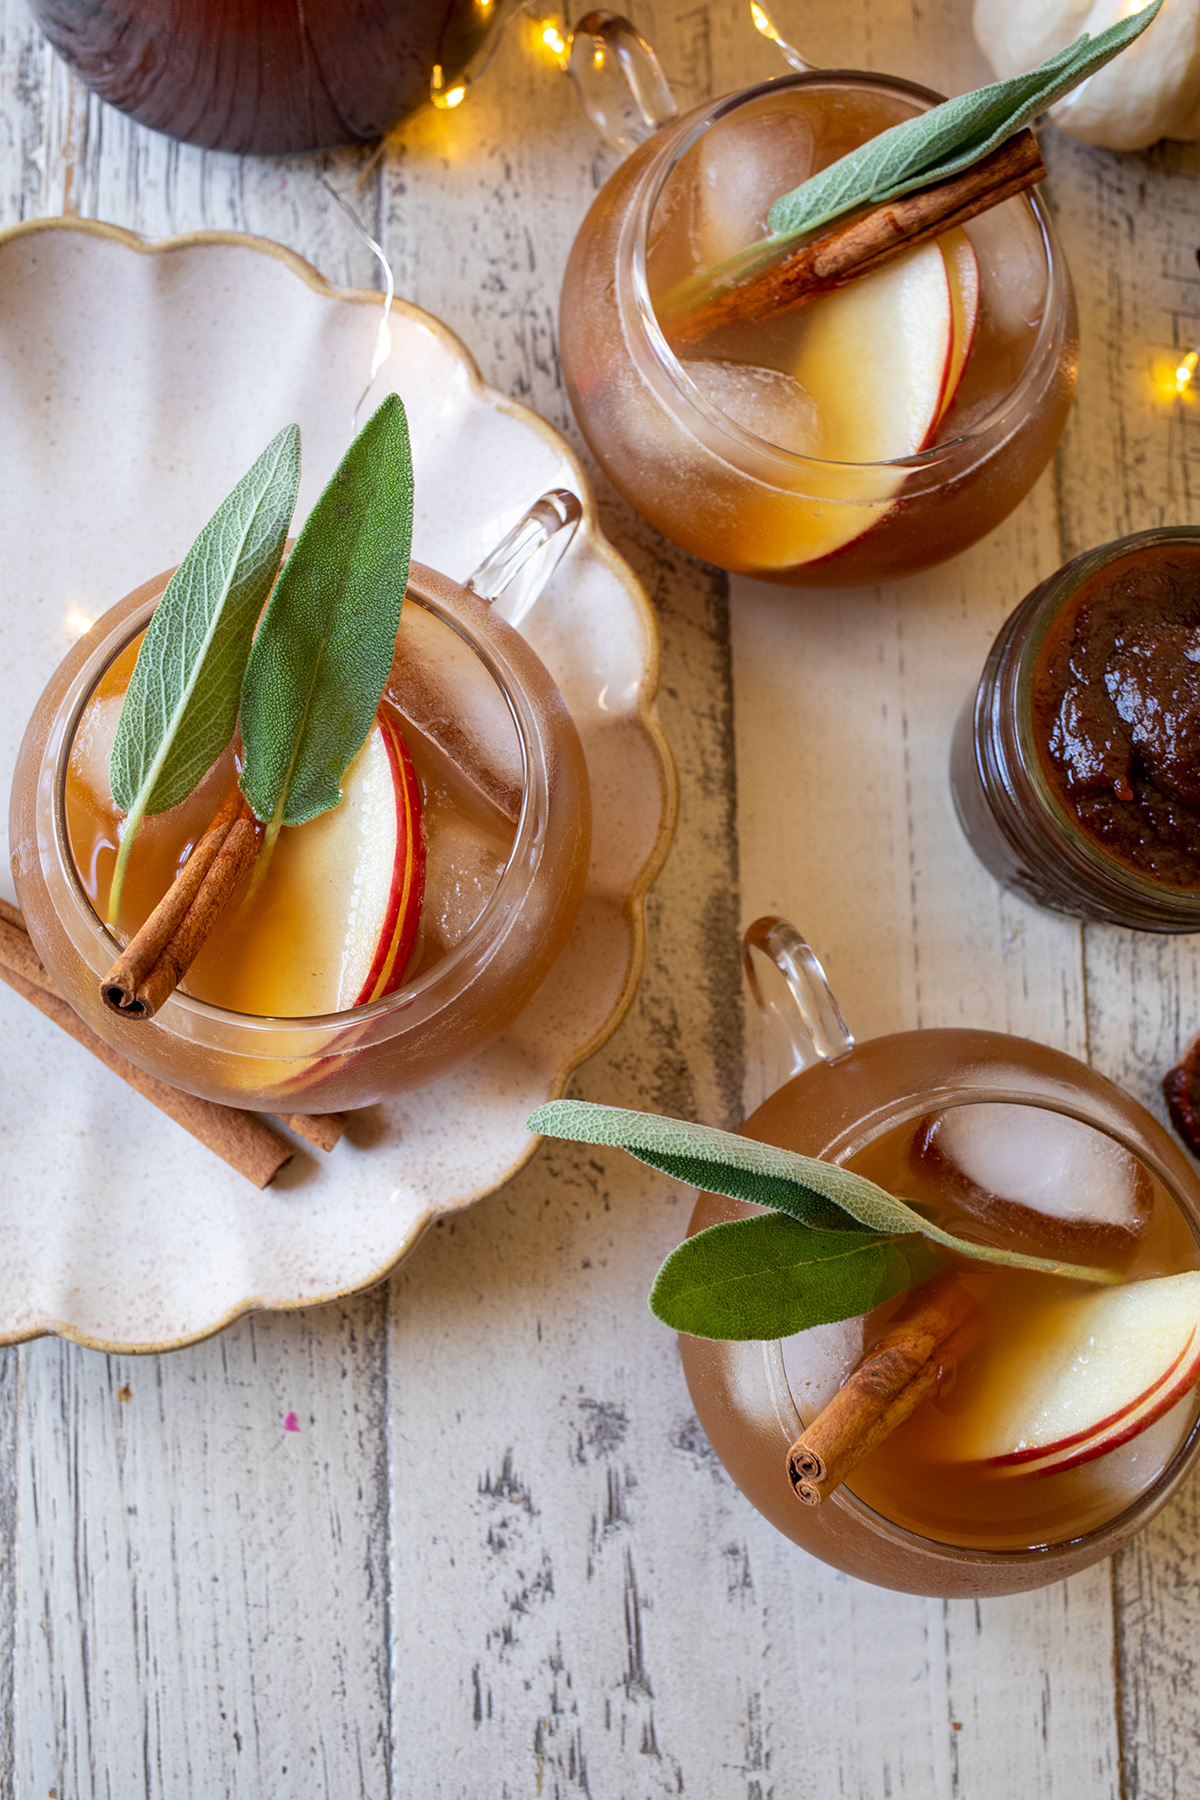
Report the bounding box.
[354,711,426,1008]
[984,1331,1200,1478]
[758,233,980,585]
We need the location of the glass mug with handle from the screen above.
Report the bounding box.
[558,15,1078,584]
[10,492,589,1115]
[679,917,1200,1597]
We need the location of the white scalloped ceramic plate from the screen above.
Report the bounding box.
[0,219,675,1353]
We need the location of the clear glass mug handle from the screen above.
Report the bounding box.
[466,488,582,628]
[566,10,678,156]
[743,915,854,1095]
[565,6,817,156]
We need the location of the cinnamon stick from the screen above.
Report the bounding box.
[786,1273,977,1506]
[101,790,262,1020]
[0,901,293,1188]
[665,129,1046,350]
[3,898,346,1162]
[278,1111,348,1152]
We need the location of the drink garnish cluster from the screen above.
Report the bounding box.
[98,394,420,1020]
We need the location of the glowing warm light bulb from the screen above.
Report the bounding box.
[65,611,94,638]
[541,22,567,57]
[434,83,467,109]
[1177,350,1199,393]
[747,2,810,72]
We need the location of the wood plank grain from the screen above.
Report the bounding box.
[0,1343,16,1798]
[2,22,397,1795]
[2,0,1183,1793]
[17,1301,391,1799]
[0,0,46,224]
[31,44,384,288]
[1044,117,1200,1800]
[377,16,754,1794]
[714,6,1120,1798]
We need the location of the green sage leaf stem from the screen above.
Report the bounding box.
[528,1099,1121,1341]
[668,1,1163,312]
[106,423,301,923]
[238,393,414,854]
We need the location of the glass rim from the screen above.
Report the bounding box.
[1006,527,1200,914]
[770,1082,1200,1563]
[629,67,1064,476]
[46,573,543,1046]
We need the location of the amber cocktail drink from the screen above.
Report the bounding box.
[10,562,591,1112]
[680,927,1200,1596]
[561,73,1077,585]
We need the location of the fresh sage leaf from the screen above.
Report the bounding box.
[528,1099,1120,1289]
[650,1213,942,1340]
[610,1145,876,1233]
[106,423,301,921]
[766,1,1162,243]
[663,0,1164,319]
[767,2,1161,244]
[239,392,414,837]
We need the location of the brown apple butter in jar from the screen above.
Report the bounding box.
[951,528,1200,931]
[1033,542,1200,889]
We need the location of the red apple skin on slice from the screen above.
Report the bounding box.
[941,1272,1200,1479]
[355,710,425,1005]
[754,234,985,576]
[937,228,980,426]
[190,711,426,1020]
[742,242,953,573]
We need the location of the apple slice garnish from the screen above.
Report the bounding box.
[742,231,982,574]
[742,240,954,570]
[938,228,980,426]
[792,239,953,464]
[351,712,426,1005]
[941,1272,1200,1477]
[196,710,425,1018]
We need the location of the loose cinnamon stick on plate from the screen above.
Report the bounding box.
[0,901,294,1188]
[3,900,347,1166]
[786,1273,978,1506]
[278,1111,348,1153]
[665,128,1046,350]
[101,790,262,1020]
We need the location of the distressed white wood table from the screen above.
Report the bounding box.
[2,1,1199,1794]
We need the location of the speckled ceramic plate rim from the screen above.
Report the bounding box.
[0,216,678,1356]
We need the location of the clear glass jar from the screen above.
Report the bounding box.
[678,918,1200,1597]
[560,71,1078,587]
[9,561,591,1112]
[951,526,1200,930]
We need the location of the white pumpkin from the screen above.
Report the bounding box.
[974,0,1200,148]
